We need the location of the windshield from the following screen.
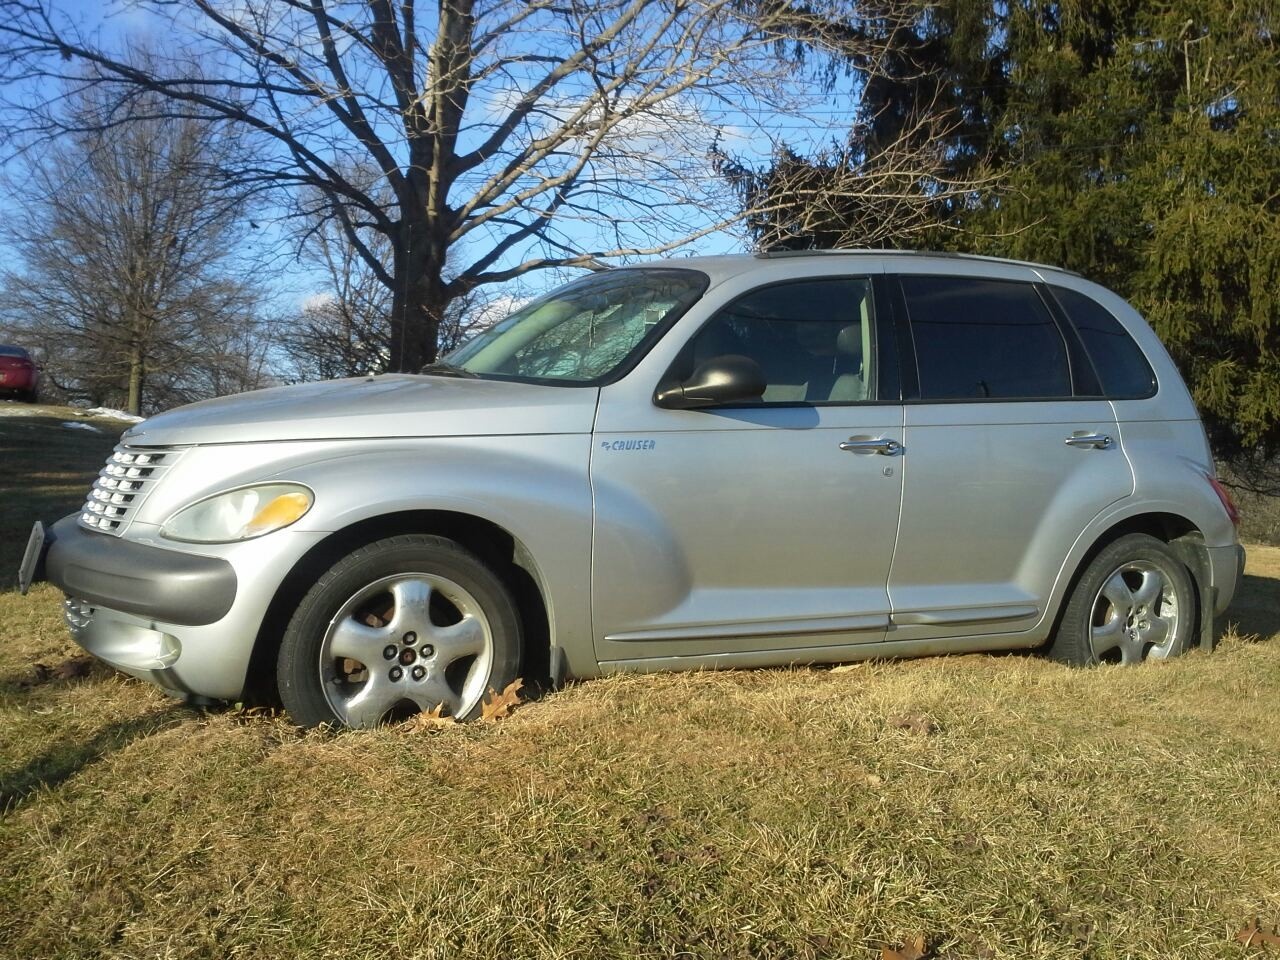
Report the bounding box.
[445,268,708,385]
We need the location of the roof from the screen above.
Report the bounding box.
[623,249,1081,282]
[753,248,1082,276]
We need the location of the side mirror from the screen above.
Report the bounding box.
[654,354,766,409]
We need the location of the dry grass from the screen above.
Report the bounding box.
[2,405,1279,958]
[2,561,1279,959]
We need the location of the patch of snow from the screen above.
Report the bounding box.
[83,407,144,423]
[62,421,103,432]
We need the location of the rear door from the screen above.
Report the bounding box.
[885,271,1134,639]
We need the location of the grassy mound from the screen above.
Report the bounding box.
[1,552,1277,958]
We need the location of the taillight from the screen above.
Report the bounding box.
[1206,474,1240,527]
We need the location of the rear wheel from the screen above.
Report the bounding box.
[1050,533,1194,666]
[277,535,521,728]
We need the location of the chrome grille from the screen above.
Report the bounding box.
[79,444,183,534]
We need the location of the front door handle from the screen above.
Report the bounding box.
[1064,433,1114,450]
[840,437,903,456]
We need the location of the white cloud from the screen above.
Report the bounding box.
[466,293,528,329]
[300,291,336,312]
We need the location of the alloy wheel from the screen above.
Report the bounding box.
[318,573,493,727]
[1088,560,1181,665]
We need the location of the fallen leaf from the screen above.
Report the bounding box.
[863,772,884,788]
[1237,919,1280,949]
[889,713,938,736]
[230,704,281,724]
[882,934,929,960]
[955,831,985,853]
[404,702,457,732]
[695,844,721,866]
[480,678,524,721]
[831,663,865,673]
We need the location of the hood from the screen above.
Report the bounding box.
[123,374,600,447]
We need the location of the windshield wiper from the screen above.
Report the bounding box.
[419,361,479,379]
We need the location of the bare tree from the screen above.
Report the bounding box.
[716,98,1003,250]
[0,0,941,372]
[155,299,282,404]
[0,83,272,414]
[279,196,496,382]
[282,206,394,382]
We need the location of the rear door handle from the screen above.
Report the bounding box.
[1064,433,1114,450]
[840,438,902,456]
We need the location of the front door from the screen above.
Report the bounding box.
[590,276,905,665]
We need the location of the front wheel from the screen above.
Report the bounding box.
[1049,533,1194,667]
[277,535,522,729]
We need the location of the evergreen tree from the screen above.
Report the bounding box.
[731,1,1279,458]
[719,0,1008,249]
[970,1,1279,458]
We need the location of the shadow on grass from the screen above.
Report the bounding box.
[0,657,113,696]
[1227,573,1280,640]
[0,706,191,813]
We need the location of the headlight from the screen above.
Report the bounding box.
[160,483,313,543]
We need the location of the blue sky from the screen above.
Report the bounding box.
[0,0,863,316]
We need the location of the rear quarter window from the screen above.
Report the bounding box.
[1050,287,1157,399]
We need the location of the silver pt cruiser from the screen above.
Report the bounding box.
[23,251,1246,728]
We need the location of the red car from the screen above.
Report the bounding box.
[0,345,39,403]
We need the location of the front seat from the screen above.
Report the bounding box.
[825,324,866,402]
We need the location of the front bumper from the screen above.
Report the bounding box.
[61,595,188,697]
[0,372,36,394]
[45,515,237,625]
[38,513,327,702]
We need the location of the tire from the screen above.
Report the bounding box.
[1049,533,1194,667]
[277,535,522,729]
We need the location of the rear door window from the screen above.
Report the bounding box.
[900,276,1073,401]
[1050,286,1157,399]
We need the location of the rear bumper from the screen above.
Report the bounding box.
[0,370,36,392]
[44,515,236,625]
[1206,542,1245,616]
